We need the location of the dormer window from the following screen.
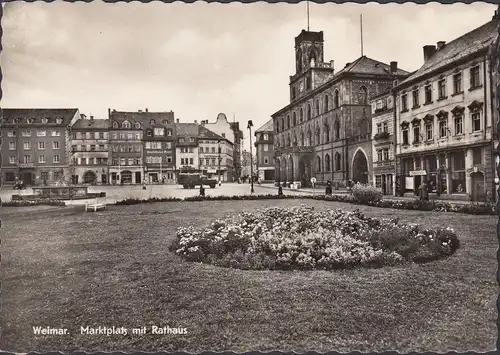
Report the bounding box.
[122,121,131,129]
[27,118,34,124]
[179,138,185,143]
[56,118,63,124]
[166,130,172,136]
[134,122,141,129]
[150,119,155,125]
[163,120,168,125]
[147,130,152,136]
[42,118,48,124]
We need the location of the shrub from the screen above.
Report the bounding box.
[2,199,66,207]
[351,183,383,204]
[170,205,460,270]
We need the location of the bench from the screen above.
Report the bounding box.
[85,196,107,212]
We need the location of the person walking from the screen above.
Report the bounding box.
[419,180,429,201]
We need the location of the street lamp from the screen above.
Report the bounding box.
[247,120,254,194]
[217,139,221,185]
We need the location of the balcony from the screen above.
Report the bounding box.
[373,132,391,141]
[18,162,35,168]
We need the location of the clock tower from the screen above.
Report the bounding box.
[289,30,334,102]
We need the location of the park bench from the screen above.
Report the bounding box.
[85,196,107,212]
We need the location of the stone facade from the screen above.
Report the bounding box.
[198,125,234,182]
[273,29,409,188]
[70,115,109,185]
[395,16,499,201]
[1,108,80,186]
[255,118,275,182]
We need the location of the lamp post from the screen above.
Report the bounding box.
[217,139,221,185]
[247,120,254,194]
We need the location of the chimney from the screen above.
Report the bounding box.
[138,109,143,113]
[145,108,148,112]
[108,108,111,117]
[176,118,180,123]
[493,7,499,20]
[436,41,446,50]
[423,45,437,62]
[90,116,94,121]
[201,121,206,126]
[194,120,197,124]
[390,61,398,74]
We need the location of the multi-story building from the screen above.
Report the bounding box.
[240,150,256,179]
[198,125,234,182]
[200,113,242,181]
[254,118,275,182]
[1,108,80,186]
[394,12,499,201]
[143,111,176,184]
[272,29,409,188]
[175,122,199,173]
[370,89,399,195]
[108,109,144,184]
[70,115,110,185]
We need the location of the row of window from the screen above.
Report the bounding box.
[8,155,61,164]
[146,156,173,164]
[9,117,63,125]
[315,153,342,173]
[73,144,108,152]
[8,141,61,150]
[283,87,369,133]
[146,142,172,150]
[111,158,143,166]
[111,145,142,153]
[110,132,142,140]
[6,130,61,137]
[401,112,481,145]
[72,132,107,140]
[178,137,196,144]
[400,66,480,111]
[376,149,390,162]
[200,158,222,166]
[73,158,108,165]
[375,121,389,134]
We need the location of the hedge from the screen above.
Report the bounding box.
[115,193,497,216]
[2,199,67,207]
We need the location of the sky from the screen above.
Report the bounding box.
[2,1,498,147]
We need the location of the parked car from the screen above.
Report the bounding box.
[177,173,217,189]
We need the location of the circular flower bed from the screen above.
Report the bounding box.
[170,205,460,270]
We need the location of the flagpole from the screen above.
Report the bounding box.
[360,14,364,56]
[307,1,310,31]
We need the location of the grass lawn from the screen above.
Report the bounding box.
[0,200,497,353]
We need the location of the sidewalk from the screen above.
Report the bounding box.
[258,183,476,206]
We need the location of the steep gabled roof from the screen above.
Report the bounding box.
[109,110,175,126]
[175,123,199,136]
[1,108,79,125]
[198,125,224,141]
[72,118,109,130]
[398,19,498,87]
[335,56,410,77]
[255,118,274,133]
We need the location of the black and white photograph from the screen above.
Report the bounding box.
[0,0,498,353]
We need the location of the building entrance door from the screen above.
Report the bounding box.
[135,172,142,184]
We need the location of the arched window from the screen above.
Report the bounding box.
[281,118,285,130]
[300,132,305,146]
[122,121,131,129]
[287,115,291,129]
[300,108,304,123]
[324,95,329,113]
[325,154,331,172]
[335,152,341,171]
[316,156,322,173]
[307,104,312,120]
[134,122,141,129]
[325,123,330,142]
[334,120,340,140]
[315,99,320,116]
[287,133,291,147]
[292,112,297,126]
[315,126,321,145]
[293,133,297,146]
[360,86,368,105]
[112,121,118,129]
[334,90,340,108]
[307,129,312,146]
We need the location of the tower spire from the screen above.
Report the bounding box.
[360,14,364,56]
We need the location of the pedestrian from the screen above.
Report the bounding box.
[199,184,205,197]
[278,183,283,196]
[142,178,147,190]
[325,180,332,196]
[419,180,429,201]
